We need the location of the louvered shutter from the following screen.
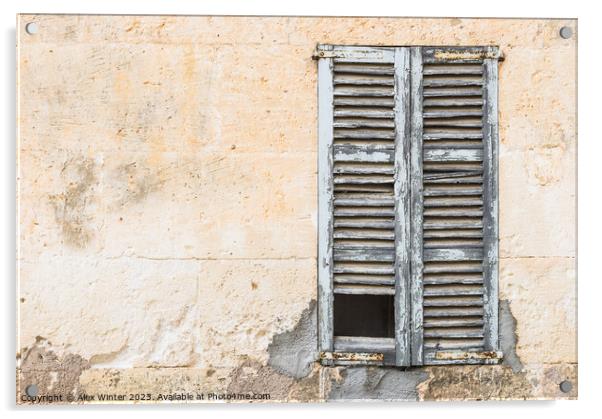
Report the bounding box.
[318,46,411,366]
[411,47,500,365]
[317,45,500,366]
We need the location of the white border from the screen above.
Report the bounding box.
[2,1,596,418]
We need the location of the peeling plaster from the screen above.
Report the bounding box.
[327,367,429,401]
[17,338,90,403]
[227,359,321,402]
[267,300,317,379]
[500,299,524,373]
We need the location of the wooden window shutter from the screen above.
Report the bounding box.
[411,47,501,365]
[318,46,407,366]
[317,45,501,366]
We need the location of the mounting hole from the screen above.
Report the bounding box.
[25,22,38,35]
[25,384,39,397]
[559,380,573,393]
[559,26,573,39]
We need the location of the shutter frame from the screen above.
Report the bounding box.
[318,45,334,354]
[409,47,425,366]
[482,57,500,352]
[393,47,412,367]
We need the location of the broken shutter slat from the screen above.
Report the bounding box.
[393,47,412,367]
[417,46,500,365]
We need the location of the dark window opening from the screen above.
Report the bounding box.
[333,294,395,338]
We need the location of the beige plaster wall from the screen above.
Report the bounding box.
[16,15,576,402]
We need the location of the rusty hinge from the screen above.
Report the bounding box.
[312,45,335,60]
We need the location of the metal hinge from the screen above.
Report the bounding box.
[312,44,335,60]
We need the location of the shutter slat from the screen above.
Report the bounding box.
[423,132,483,140]
[334,247,396,262]
[423,330,484,338]
[423,187,483,196]
[334,220,395,229]
[423,149,483,162]
[423,120,483,128]
[423,287,484,297]
[334,336,395,353]
[334,197,395,206]
[424,221,483,229]
[423,248,484,261]
[424,307,484,317]
[334,86,395,97]
[423,98,483,107]
[423,276,484,285]
[333,166,395,175]
[334,230,395,240]
[422,87,483,97]
[424,341,484,350]
[424,197,483,207]
[423,318,484,327]
[424,111,483,118]
[424,230,483,238]
[334,76,395,86]
[334,109,395,118]
[334,97,395,107]
[334,208,395,217]
[423,79,483,87]
[333,175,395,185]
[334,64,395,75]
[423,65,483,76]
[333,119,396,129]
[333,266,395,275]
[334,145,394,163]
[334,129,396,139]
[334,274,395,285]
[334,284,396,295]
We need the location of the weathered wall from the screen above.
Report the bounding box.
[17,15,577,402]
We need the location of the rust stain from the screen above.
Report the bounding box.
[432,49,501,61]
[320,351,384,362]
[434,351,502,361]
[125,20,140,33]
